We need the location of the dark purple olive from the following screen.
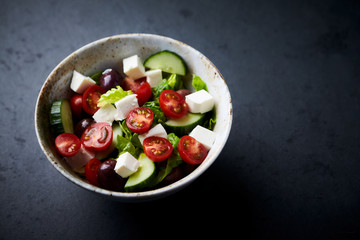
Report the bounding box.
[162,167,183,185]
[182,164,197,176]
[176,89,192,97]
[74,118,94,138]
[99,69,122,91]
[97,160,125,191]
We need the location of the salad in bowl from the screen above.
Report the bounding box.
[35,34,232,201]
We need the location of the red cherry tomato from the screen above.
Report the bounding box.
[120,76,144,92]
[143,136,173,162]
[178,136,207,165]
[159,90,188,119]
[121,77,152,106]
[135,81,152,106]
[70,94,83,119]
[82,85,106,115]
[126,107,154,134]
[55,133,81,157]
[85,158,101,186]
[81,122,113,152]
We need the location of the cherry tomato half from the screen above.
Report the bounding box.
[159,90,188,119]
[178,136,207,165]
[135,81,152,106]
[121,77,152,106]
[85,158,101,186]
[82,85,106,115]
[126,107,154,134]
[70,94,83,119]
[120,76,144,92]
[55,133,81,157]
[143,136,173,162]
[81,122,113,152]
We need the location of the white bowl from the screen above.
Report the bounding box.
[35,33,233,202]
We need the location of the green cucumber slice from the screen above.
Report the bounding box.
[124,153,156,192]
[163,113,205,136]
[144,50,187,76]
[50,100,74,135]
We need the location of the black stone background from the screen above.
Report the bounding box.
[1,0,360,239]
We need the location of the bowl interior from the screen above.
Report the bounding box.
[35,34,232,201]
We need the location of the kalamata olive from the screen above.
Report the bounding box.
[99,69,122,91]
[182,164,197,176]
[162,167,183,185]
[74,118,94,137]
[176,89,192,97]
[97,160,125,191]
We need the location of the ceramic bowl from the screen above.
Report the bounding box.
[35,33,232,202]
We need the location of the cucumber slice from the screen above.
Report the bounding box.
[112,122,123,140]
[163,113,205,136]
[50,100,74,135]
[124,153,156,192]
[144,50,187,76]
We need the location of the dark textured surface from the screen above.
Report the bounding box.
[1,0,360,239]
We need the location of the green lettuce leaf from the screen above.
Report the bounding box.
[152,79,171,98]
[116,135,136,157]
[142,101,167,125]
[192,74,208,92]
[116,121,143,158]
[167,132,180,147]
[90,71,102,84]
[152,73,184,98]
[167,73,184,91]
[202,108,216,130]
[97,86,133,108]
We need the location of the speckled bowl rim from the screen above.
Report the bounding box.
[35,33,232,202]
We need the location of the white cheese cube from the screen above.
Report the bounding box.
[185,90,215,114]
[145,69,162,88]
[114,94,139,121]
[65,144,95,169]
[92,104,117,125]
[138,123,168,144]
[189,125,216,151]
[115,152,140,178]
[70,70,96,94]
[123,55,146,80]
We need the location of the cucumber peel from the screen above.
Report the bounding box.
[163,113,205,136]
[50,100,74,135]
[124,153,156,192]
[144,50,187,76]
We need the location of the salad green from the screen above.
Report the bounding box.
[50,50,217,192]
[97,86,133,107]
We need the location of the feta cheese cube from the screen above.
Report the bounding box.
[65,144,95,169]
[138,123,168,144]
[114,152,140,178]
[185,90,215,114]
[189,125,216,150]
[123,55,146,80]
[114,94,139,121]
[92,104,117,125]
[70,70,96,94]
[145,69,162,88]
